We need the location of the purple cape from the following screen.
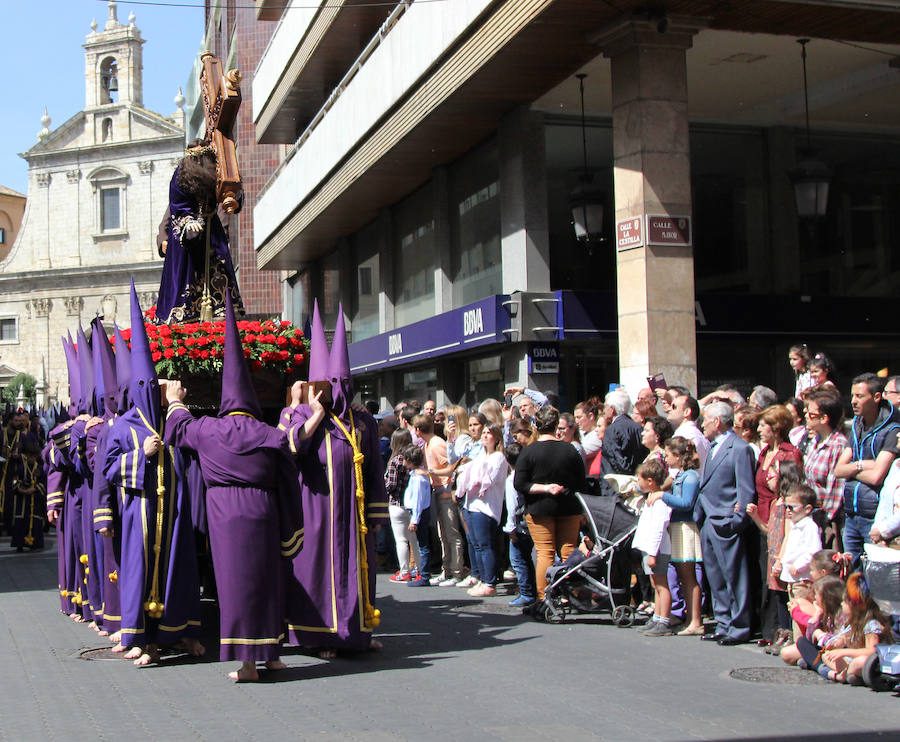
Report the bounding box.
[102,411,200,648]
[164,404,303,662]
[284,406,388,650]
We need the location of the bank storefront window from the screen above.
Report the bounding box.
[394,184,435,327]
[402,367,437,403]
[451,140,501,307]
[467,355,502,408]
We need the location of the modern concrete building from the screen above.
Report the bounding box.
[250,0,900,409]
[0,2,184,405]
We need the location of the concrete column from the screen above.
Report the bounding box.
[597,17,705,398]
[499,107,550,294]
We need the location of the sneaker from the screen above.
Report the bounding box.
[438,577,460,587]
[508,595,536,608]
[502,569,517,582]
[456,575,479,588]
[407,575,431,587]
[639,618,659,634]
[469,584,497,597]
[389,571,411,583]
[429,572,448,586]
[644,621,674,637]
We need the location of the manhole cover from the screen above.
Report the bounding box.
[80,646,123,661]
[79,646,192,661]
[730,667,830,685]
[447,602,522,616]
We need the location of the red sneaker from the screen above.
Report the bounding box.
[389,571,412,583]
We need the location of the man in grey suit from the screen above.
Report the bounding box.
[694,402,756,644]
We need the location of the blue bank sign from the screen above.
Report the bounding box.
[349,295,511,374]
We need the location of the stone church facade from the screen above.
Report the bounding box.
[0,2,185,405]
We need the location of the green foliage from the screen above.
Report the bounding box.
[1,373,37,406]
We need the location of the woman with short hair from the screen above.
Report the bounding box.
[513,407,587,601]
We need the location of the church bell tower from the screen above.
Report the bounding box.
[83,1,145,116]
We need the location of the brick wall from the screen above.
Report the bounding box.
[231,7,282,317]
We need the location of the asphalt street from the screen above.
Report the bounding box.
[0,534,898,742]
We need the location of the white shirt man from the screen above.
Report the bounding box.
[668,394,711,469]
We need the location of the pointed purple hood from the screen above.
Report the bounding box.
[92,318,117,416]
[128,280,161,429]
[328,303,353,419]
[219,291,262,418]
[76,326,94,415]
[307,299,328,383]
[113,323,131,412]
[62,335,80,418]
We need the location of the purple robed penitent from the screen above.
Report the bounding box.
[156,166,242,324]
[101,283,200,649]
[285,303,389,650]
[164,293,303,662]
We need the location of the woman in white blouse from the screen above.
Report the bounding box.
[455,424,508,597]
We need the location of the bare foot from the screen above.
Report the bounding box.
[228,662,259,682]
[111,643,126,653]
[178,637,206,657]
[133,645,159,667]
[97,629,109,637]
[108,631,121,643]
[369,638,383,651]
[317,648,337,659]
[89,621,98,630]
[71,613,85,623]
[264,660,286,671]
[123,646,143,660]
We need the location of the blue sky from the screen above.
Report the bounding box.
[0,0,203,194]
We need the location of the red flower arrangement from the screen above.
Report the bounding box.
[111,309,308,379]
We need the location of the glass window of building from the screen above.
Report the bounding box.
[402,367,437,403]
[101,188,121,231]
[0,317,17,343]
[466,355,502,408]
[544,120,615,292]
[352,221,381,342]
[393,184,435,327]
[320,251,342,330]
[450,139,501,307]
[690,127,767,293]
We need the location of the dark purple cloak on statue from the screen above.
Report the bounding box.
[156,166,243,324]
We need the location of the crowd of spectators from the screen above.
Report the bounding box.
[372,345,899,688]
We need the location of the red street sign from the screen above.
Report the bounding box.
[646,214,692,246]
[616,216,643,251]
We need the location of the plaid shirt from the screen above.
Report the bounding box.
[384,453,409,507]
[803,429,848,520]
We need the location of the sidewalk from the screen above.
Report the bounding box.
[0,536,897,742]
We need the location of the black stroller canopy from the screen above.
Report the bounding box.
[577,492,637,545]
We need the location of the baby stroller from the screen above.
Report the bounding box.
[534,484,638,627]
[860,552,900,692]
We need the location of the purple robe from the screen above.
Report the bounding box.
[284,406,389,650]
[44,437,69,613]
[75,421,106,624]
[90,418,121,633]
[156,167,243,324]
[102,411,200,648]
[53,421,89,618]
[164,403,303,662]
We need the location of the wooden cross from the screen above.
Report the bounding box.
[199,51,242,214]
